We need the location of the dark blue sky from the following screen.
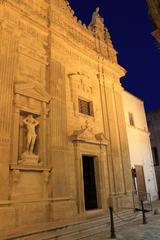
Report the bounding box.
[68,0,160,111]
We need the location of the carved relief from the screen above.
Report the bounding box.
[9,0,48,23]
[68,72,94,117]
[11,169,21,198]
[70,121,95,142]
[70,120,109,146]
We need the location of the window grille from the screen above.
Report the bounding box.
[78,99,93,116]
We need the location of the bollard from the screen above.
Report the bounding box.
[109,206,116,239]
[141,200,147,224]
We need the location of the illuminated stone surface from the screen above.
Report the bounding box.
[0,0,156,238]
[123,92,158,201]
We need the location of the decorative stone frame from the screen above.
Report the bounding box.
[70,126,109,214]
[11,82,51,167]
[68,72,95,120]
[9,82,52,200]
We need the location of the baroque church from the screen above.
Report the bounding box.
[0,0,157,238]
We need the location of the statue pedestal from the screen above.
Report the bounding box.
[19,151,40,165]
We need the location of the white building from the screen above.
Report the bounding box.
[123,91,158,201]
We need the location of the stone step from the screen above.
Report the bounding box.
[3,209,142,240]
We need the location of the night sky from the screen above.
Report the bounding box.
[68,0,160,112]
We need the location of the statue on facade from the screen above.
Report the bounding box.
[23,114,39,154]
[90,7,104,26]
[90,7,100,26]
[104,27,111,40]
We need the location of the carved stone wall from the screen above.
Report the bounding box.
[0,23,18,200]
[0,0,133,235]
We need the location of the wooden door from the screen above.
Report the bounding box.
[135,165,147,200]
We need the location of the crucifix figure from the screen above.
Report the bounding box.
[23,114,39,154]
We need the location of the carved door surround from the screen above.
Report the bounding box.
[11,82,51,167]
[70,125,109,214]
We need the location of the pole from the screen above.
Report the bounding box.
[141,200,147,224]
[109,206,116,239]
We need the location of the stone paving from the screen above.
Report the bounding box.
[86,214,160,240]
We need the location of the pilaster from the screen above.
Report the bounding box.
[0,22,18,200]
[103,80,125,195]
[113,84,132,193]
[97,73,114,195]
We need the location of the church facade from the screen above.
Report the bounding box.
[0,0,135,235]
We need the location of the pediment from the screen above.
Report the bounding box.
[14,82,51,103]
[71,128,95,142]
[70,128,109,146]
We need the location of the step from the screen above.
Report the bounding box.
[2,209,143,240]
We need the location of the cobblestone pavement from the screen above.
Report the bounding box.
[86,214,160,240]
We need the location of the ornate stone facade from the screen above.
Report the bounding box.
[0,0,133,236]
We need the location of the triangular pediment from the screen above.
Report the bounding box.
[14,82,51,103]
[71,128,95,142]
[70,128,109,146]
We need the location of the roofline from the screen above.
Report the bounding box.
[123,90,144,104]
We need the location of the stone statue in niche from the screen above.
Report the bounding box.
[23,115,39,154]
[20,114,40,165]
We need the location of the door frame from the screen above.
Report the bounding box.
[81,154,101,211]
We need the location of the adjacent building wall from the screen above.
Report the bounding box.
[147,109,160,198]
[122,91,158,201]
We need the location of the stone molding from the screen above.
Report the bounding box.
[14,82,51,103]
[70,122,109,146]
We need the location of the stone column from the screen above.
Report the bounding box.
[113,84,132,193]
[0,23,18,200]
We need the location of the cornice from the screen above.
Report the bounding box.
[51,29,125,78]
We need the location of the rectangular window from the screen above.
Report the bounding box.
[128,112,135,126]
[78,99,94,116]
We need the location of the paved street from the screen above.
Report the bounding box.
[86,213,160,240]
